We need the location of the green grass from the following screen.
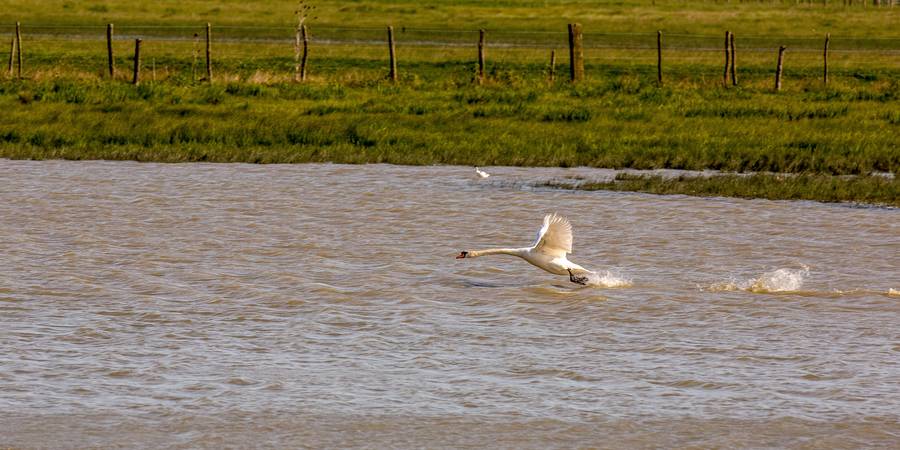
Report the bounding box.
[1,76,897,175]
[544,172,900,207]
[2,0,899,41]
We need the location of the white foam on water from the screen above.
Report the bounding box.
[703,265,810,294]
[703,278,743,292]
[747,266,809,293]
[586,269,633,288]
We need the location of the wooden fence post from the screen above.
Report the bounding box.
[567,23,584,82]
[775,45,786,91]
[192,33,199,81]
[723,31,731,86]
[730,32,737,86]
[294,24,301,81]
[823,33,830,85]
[15,22,22,79]
[295,24,310,82]
[132,38,142,85]
[7,36,14,76]
[387,26,397,82]
[477,29,485,85]
[549,49,556,82]
[205,23,212,82]
[107,23,114,78]
[300,25,309,81]
[657,30,663,86]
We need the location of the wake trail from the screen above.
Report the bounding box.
[584,269,633,288]
[704,265,810,294]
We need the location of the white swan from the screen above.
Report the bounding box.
[474,167,490,178]
[456,213,593,285]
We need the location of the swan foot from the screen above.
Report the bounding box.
[568,269,589,286]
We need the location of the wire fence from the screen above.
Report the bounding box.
[5,23,900,51]
[4,23,900,84]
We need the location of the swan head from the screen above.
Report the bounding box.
[455,251,469,259]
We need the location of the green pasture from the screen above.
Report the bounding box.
[2,0,899,39]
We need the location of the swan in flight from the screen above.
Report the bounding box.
[456,213,593,285]
[474,167,490,178]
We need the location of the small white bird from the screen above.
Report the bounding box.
[456,213,593,285]
[474,167,490,178]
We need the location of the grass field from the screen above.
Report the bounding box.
[544,172,900,207]
[0,1,898,205]
[2,0,899,39]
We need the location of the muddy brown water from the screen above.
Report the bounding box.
[1,160,898,448]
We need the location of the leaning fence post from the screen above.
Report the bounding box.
[477,29,485,85]
[15,21,22,79]
[775,45,786,91]
[132,38,142,85]
[387,26,398,82]
[294,25,309,81]
[723,31,731,86]
[730,32,737,86]
[567,23,584,82]
[656,30,663,86]
[823,33,830,85]
[295,24,309,82]
[548,49,556,83]
[205,23,212,82]
[107,23,115,78]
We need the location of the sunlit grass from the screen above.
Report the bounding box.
[544,173,900,207]
[0,74,897,176]
[2,0,898,40]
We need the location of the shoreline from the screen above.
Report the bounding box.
[540,172,899,207]
[2,157,896,206]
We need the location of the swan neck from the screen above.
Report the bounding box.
[469,248,526,258]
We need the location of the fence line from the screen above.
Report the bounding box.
[2,21,898,91]
[7,33,900,55]
[4,23,900,41]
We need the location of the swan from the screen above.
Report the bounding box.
[474,167,490,178]
[456,213,593,285]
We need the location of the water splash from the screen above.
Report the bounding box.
[747,266,809,293]
[585,270,633,288]
[705,265,809,293]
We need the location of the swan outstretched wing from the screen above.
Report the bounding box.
[532,213,573,256]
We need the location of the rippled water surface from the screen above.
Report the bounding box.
[1,160,898,448]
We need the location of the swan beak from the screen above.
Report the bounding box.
[455,251,468,259]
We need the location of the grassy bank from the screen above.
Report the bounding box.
[544,173,899,207]
[1,76,898,175]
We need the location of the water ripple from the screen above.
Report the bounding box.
[0,160,898,447]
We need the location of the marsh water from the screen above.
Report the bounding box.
[1,160,898,448]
